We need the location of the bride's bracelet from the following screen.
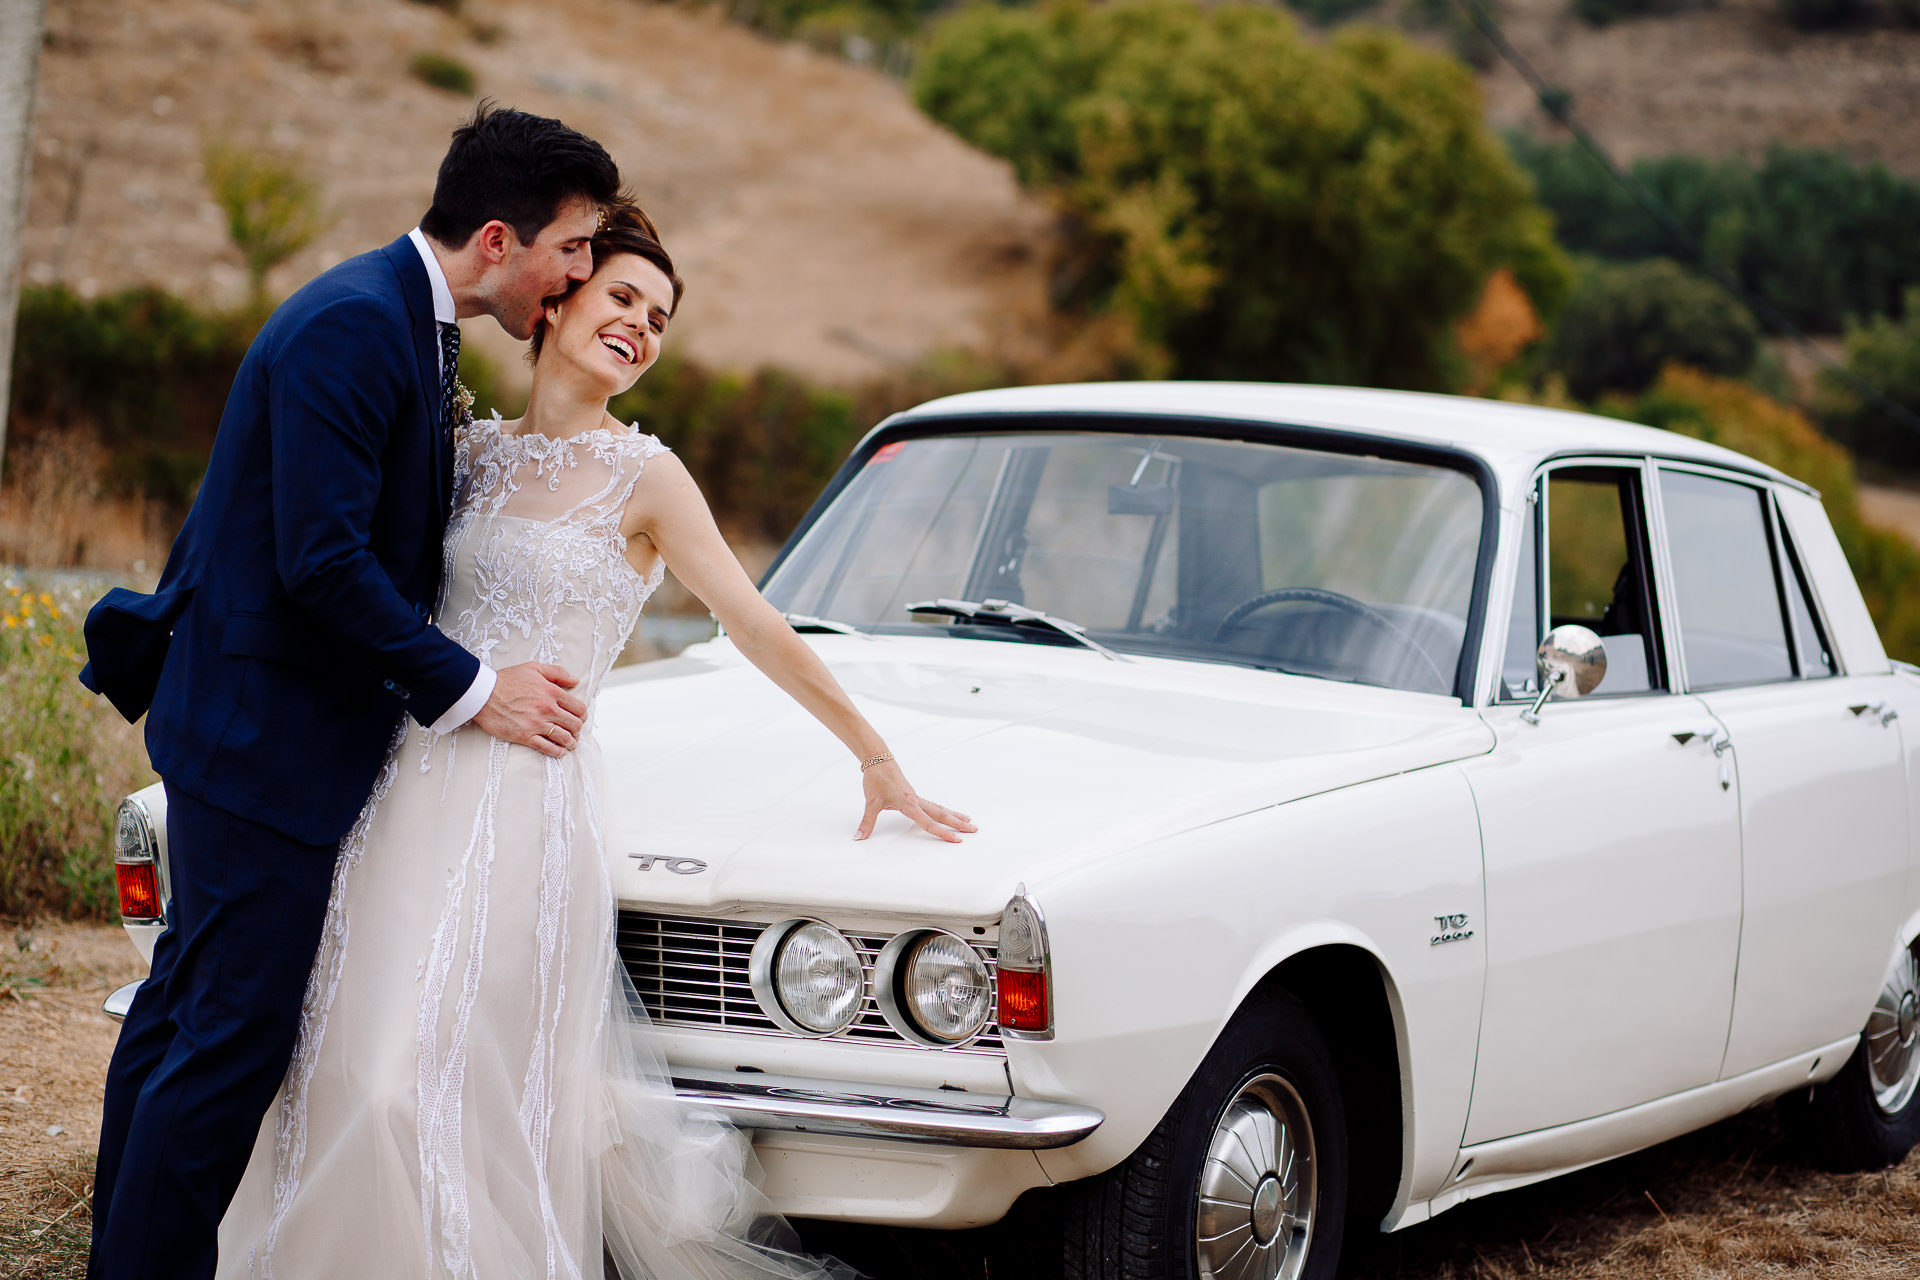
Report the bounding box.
[858,752,895,773]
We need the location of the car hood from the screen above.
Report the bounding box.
[598,635,1494,921]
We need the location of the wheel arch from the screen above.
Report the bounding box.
[1254,942,1411,1240]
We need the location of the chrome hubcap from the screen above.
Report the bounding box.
[1196,1073,1315,1280]
[1866,946,1920,1116]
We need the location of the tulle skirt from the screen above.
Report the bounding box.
[215,724,850,1280]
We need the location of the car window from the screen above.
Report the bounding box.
[1499,491,1540,699]
[1543,467,1662,695]
[1659,469,1793,688]
[763,431,1485,695]
[1778,508,1836,678]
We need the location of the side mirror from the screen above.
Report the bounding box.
[1521,624,1607,724]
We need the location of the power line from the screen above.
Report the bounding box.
[1449,0,1920,437]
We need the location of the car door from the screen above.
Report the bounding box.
[1652,466,1909,1079]
[1461,460,1744,1144]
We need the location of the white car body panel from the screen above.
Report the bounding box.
[1461,697,1744,1143]
[1704,674,1909,1076]
[109,384,1920,1241]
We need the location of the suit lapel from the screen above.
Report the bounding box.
[379,237,454,518]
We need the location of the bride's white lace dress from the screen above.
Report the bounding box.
[217,417,844,1280]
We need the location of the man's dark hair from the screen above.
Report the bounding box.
[419,101,620,249]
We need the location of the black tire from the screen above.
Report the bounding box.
[1061,991,1349,1280]
[1780,942,1920,1172]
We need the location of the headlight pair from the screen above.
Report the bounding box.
[748,919,995,1046]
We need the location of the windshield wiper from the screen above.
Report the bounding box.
[784,612,873,639]
[904,598,1126,662]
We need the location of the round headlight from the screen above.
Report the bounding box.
[901,932,993,1043]
[773,922,864,1035]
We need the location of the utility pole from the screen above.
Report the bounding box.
[0,0,50,483]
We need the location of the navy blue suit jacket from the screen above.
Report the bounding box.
[80,237,481,846]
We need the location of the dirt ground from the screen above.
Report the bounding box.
[0,923,145,1278]
[4,921,1918,1278]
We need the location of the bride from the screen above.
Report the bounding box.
[215,202,974,1278]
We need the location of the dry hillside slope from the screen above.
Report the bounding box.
[1478,0,1920,173]
[21,0,1054,391]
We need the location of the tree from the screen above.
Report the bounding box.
[202,137,331,306]
[0,0,50,483]
[1546,258,1759,399]
[1816,288,1920,472]
[913,0,1569,389]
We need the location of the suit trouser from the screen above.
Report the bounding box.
[89,784,337,1280]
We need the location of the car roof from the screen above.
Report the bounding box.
[894,382,1808,495]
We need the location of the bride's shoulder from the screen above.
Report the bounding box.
[611,421,672,461]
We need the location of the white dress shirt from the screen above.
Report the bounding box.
[407,228,496,733]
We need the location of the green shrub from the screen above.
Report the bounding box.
[1779,0,1868,26]
[1816,287,1920,472]
[7,285,254,508]
[915,0,1568,389]
[1508,134,1920,333]
[1547,259,1758,399]
[608,357,861,542]
[0,576,155,920]
[410,51,477,95]
[1590,367,1920,663]
[1284,0,1380,25]
[203,138,331,302]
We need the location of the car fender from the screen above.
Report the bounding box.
[1014,764,1485,1214]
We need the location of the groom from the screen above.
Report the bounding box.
[78,104,621,1280]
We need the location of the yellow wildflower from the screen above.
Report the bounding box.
[39,592,52,606]
[2,617,14,629]
[48,607,60,619]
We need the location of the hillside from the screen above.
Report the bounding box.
[20,0,1055,391]
[1477,0,1920,175]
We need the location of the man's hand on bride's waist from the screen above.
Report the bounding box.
[473,662,587,757]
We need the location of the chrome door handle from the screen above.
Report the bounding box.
[1849,702,1899,726]
[1673,728,1732,756]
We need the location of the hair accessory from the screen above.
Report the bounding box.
[858,752,895,773]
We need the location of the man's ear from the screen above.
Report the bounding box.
[475,219,516,266]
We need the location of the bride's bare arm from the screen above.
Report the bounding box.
[622,451,975,843]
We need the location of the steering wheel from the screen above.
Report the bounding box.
[1210,587,1451,691]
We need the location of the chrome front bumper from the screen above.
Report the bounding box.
[672,1068,1104,1149]
[103,982,1101,1151]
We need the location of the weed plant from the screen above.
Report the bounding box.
[410,51,477,95]
[0,578,153,922]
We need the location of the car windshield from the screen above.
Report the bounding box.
[761,430,1485,695]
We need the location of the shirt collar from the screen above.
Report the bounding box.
[407,227,456,326]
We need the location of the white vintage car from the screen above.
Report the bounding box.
[108,383,1920,1280]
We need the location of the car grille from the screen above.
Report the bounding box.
[616,911,1006,1056]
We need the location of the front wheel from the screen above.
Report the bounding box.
[1781,940,1920,1171]
[1062,992,1348,1280]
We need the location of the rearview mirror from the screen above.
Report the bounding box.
[1108,482,1175,517]
[1522,624,1607,725]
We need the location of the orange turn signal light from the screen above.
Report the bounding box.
[997,965,1049,1034]
[116,863,162,921]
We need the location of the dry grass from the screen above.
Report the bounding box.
[0,1153,95,1280]
[0,432,171,575]
[0,922,148,1280]
[795,1105,1920,1278]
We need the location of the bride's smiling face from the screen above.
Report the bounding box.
[540,253,675,393]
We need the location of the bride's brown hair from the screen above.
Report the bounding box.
[528,198,684,363]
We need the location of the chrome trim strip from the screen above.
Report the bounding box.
[103,979,141,1023]
[670,1068,1102,1149]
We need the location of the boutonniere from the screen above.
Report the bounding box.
[453,378,476,424]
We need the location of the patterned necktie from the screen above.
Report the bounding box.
[438,321,462,435]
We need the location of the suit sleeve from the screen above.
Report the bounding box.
[268,295,480,727]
